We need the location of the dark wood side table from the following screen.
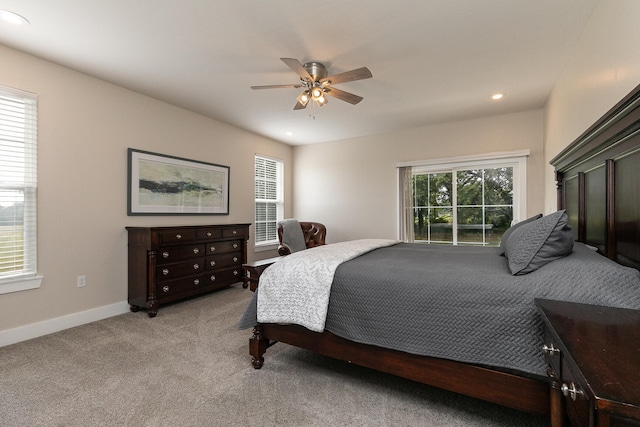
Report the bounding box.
[536,298,640,427]
[242,256,280,291]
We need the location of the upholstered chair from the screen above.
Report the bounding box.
[277,219,327,256]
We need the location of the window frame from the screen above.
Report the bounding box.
[0,85,42,294]
[254,154,284,251]
[397,150,528,245]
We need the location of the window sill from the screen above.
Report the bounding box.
[0,275,43,295]
[254,242,278,252]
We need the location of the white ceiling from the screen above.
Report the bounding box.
[0,0,599,145]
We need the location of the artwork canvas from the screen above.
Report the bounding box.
[128,149,229,215]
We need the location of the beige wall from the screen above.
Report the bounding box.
[292,110,544,243]
[0,44,291,334]
[544,0,640,211]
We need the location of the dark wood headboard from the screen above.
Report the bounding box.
[551,83,640,270]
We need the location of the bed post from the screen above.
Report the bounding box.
[547,366,567,427]
[250,325,267,369]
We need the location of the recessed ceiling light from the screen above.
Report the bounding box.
[491,93,504,100]
[0,10,30,25]
[285,131,294,136]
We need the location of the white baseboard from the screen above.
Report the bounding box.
[0,301,130,348]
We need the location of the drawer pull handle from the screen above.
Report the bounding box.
[176,233,182,239]
[162,251,169,258]
[233,270,239,276]
[194,279,200,286]
[233,256,238,262]
[210,260,216,267]
[561,382,583,401]
[193,263,200,270]
[210,246,216,252]
[162,285,169,293]
[542,344,560,355]
[232,230,237,235]
[210,275,216,282]
[162,269,169,276]
[206,232,212,237]
[193,248,200,254]
[233,243,238,249]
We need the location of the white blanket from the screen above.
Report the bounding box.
[256,239,400,332]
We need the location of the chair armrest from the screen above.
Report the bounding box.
[277,244,292,256]
[300,222,326,248]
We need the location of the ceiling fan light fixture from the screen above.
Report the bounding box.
[251,58,372,110]
[297,91,310,106]
[311,86,324,100]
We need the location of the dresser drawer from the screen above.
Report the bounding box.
[156,244,205,264]
[157,229,197,244]
[196,227,222,240]
[207,239,243,254]
[156,268,242,299]
[155,258,205,282]
[207,267,243,286]
[222,227,247,238]
[156,275,206,299]
[207,252,242,270]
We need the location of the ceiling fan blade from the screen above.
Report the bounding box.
[324,87,363,105]
[251,84,303,90]
[320,67,372,85]
[293,101,308,110]
[281,58,314,81]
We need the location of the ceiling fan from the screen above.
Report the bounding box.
[251,58,372,110]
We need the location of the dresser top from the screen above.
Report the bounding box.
[126,223,251,231]
[536,298,640,409]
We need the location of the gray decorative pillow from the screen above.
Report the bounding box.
[504,210,573,275]
[499,213,542,255]
[278,219,307,253]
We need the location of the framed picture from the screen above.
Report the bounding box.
[127,148,230,215]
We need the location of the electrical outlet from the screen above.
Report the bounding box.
[77,275,86,287]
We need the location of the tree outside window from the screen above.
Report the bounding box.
[411,167,513,246]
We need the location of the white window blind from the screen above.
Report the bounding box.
[0,86,38,282]
[254,155,283,246]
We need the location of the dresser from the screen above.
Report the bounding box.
[536,298,640,427]
[127,224,250,317]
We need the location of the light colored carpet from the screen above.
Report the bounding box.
[0,284,549,426]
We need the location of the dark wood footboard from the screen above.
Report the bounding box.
[250,323,550,416]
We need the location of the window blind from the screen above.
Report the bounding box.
[0,86,37,279]
[254,155,283,245]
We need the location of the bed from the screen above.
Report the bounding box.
[239,83,640,421]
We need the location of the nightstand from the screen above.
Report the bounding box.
[242,256,280,291]
[536,298,640,427]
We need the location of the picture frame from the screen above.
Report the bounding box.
[127,148,230,215]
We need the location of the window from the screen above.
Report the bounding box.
[254,155,283,247]
[0,85,40,293]
[398,151,527,246]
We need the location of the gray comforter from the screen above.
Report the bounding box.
[238,242,640,376]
